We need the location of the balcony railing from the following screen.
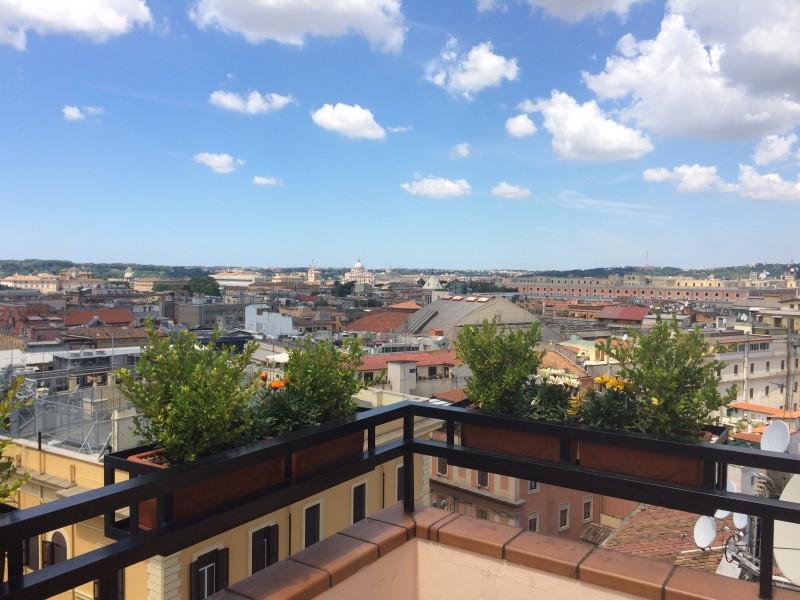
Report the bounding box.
[2,401,800,599]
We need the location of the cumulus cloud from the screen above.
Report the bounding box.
[193,152,243,174]
[583,14,800,138]
[454,142,471,157]
[476,0,502,12]
[492,182,531,198]
[668,0,800,98]
[505,114,537,138]
[426,37,518,99]
[387,125,412,133]
[401,175,471,198]
[753,134,798,166]
[311,103,386,140]
[0,0,152,50]
[62,105,104,121]
[253,175,282,186]
[643,163,800,201]
[533,91,653,160]
[209,90,293,114]
[525,0,646,22]
[189,0,404,52]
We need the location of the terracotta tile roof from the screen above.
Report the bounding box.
[431,388,467,402]
[64,308,134,327]
[603,504,726,573]
[541,350,588,377]
[345,310,410,333]
[733,431,763,444]
[388,300,422,311]
[62,326,157,340]
[358,350,460,372]
[729,402,784,416]
[598,305,650,322]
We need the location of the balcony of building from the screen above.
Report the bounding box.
[2,401,800,600]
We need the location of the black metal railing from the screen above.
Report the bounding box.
[2,401,800,600]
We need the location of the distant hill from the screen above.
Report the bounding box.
[0,259,210,279]
[527,263,794,279]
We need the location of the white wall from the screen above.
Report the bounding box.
[245,305,298,337]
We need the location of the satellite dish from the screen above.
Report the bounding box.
[715,480,738,519]
[761,420,790,453]
[740,313,748,322]
[693,516,717,549]
[622,334,628,342]
[733,513,749,530]
[775,475,800,585]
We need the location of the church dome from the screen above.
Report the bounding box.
[353,259,365,270]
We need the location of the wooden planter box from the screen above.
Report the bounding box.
[291,431,365,479]
[461,422,566,462]
[128,449,285,531]
[578,426,728,487]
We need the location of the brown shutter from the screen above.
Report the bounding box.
[251,528,266,574]
[267,525,279,566]
[215,548,229,591]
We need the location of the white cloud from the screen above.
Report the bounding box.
[753,134,798,166]
[253,175,282,186]
[583,14,800,138]
[387,125,412,133]
[476,0,502,12]
[517,99,537,113]
[533,91,653,160]
[311,103,386,140]
[642,164,729,193]
[505,114,537,138]
[189,0,404,52]
[0,0,151,50]
[525,0,646,22]
[209,90,293,114]
[401,175,471,198]
[62,105,85,121]
[558,190,666,220]
[643,163,800,202]
[454,142,471,157]
[193,152,243,174]
[426,37,519,99]
[62,105,104,121]
[667,0,800,98]
[492,182,531,198]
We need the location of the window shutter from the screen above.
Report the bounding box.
[215,548,229,591]
[53,539,67,564]
[251,529,266,575]
[24,536,39,570]
[189,559,201,600]
[41,540,54,567]
[267,525,279,566]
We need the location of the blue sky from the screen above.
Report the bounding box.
[1,0,799,270]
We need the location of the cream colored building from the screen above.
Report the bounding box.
[0,273,61,293]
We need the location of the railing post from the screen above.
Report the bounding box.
[104,461,116,538]
[368,425,376,455]
[6,538,24,591]
[759,518,774,599]
[96,569,121,600]
[403,413,414,513]
[446,419,455,446]
[156,493,174,528]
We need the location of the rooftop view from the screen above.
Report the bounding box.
[1,1,800,599]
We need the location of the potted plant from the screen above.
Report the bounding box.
[252,337,365,478]
[116,323,283,530]
[575,318,734,486]
[455,319,566,461]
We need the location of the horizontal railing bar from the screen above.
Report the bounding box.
[414,439,800,523]
[0,441,405,600]
[406,403,800,473]
[0,404,409,540]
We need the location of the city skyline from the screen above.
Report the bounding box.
[1,0,799,269]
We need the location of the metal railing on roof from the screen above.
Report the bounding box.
[1,402,800,599]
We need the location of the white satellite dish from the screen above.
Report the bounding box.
[740,313,748,322]
[622,333,628,342]
[715,480,738,519]
[693,515,717,549]
[761,420,790,453]
[775,475,800,585]
[733,513,749,530]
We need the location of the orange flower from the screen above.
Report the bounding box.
[259,371,268,381]
[269,379,285,390]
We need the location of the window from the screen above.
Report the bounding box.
[436,456,448,476]
[352,483,366,524]
[23,535,39,571]
[41,532,67,567]
[766,386,770,396]
[781,360,785,370]
[766,361,770,372]
[396,465,405,503]
[559,504,570,531]
[477,470,489,488]
[528,480,539,493]
[304,503,321,548]
[190,548,228,600]
[251,525,278,574]
[528,513,540,532]
[93,570,125,600]
[733,365,739,375]
[583,497,593,522]
[428,366,437,377]
[750,363,755,374]
[750,387,754,399]
[476,508,488,520]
